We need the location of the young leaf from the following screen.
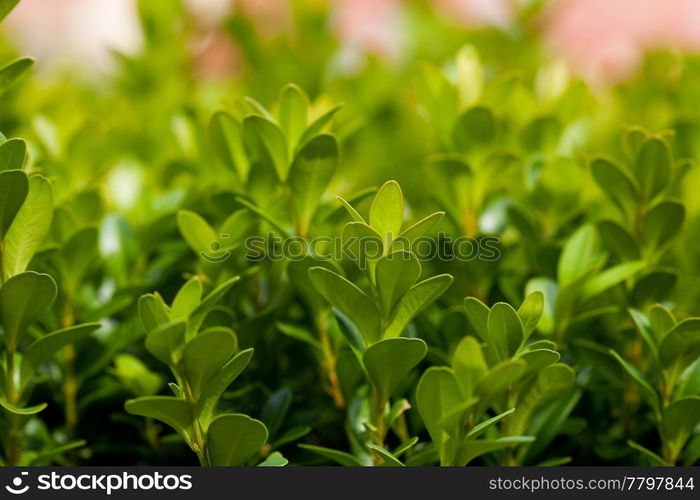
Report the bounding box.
[464,297,490,341]
[659,319,700,381]
[279,83,308,154]
[609,349,661,417]
[397,211,444,244]
[0,138,26,171]
[660,397,700,463]
[375,251,421,315]
[297,104,343,149]
[258,451,288,467]
[298,444,365,466]
[597,220,640,261]
[3,174,53,277]
[456,436,534,466]
[183,328,236,396]
[0,169,28,238]
[416,367,462,459]
[590,158,638,217]
[369,181,403,243]
[641,201,685,251]
[196,348,254,429]
[0,271,57,351]
[287,134,338,236]
[261,387,292,438]
[308,267,382,344]
[384,274,453,338]
[635,137,671,201]
[20,322,101,387]
[473,359,525,416]
[367,444,405,466]
[207,414,268,466]
[125,397,193,443]
[177,210,218,255]
[243,115,288,180]
[557,224,603,286]
[170,278,203,319]
[487,302,524,360]
[145,319,187,366]
[138,294,170,334]
[452,335,487,399]
[0,57,34,93]
[363,337,427,402]
[517,291,544,339]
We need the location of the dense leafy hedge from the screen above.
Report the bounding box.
[0,1,699,466]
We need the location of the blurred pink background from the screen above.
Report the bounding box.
[3,0,700,85]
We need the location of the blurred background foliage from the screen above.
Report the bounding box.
[0,0,700,466]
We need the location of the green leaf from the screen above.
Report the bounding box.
[0,138,26,171]
[467,408,516,438]
[308,267,381,345]
[629,308,659,359]
[258,451,288,467]
[369,181,403,243]
[177,210,218,255]
[416,367,463,461]
[487,302,524,360]
[456,436,534,466]
[196,348,253,429]
[509,364,575,435]
[597,220,640,261]
[3,174,53,277]
[375,251,421,316]
[145,319,186,366]
[243,115,288,180]
[517,291,544,339]
[20,322,101,387]
[279,83,308,154]
[452,335,487,399]
[209,111,248,179]
[0,271,56,351]
[138,294,170,334]
[518,349,560,377]
[642,201,685,251]
[341,221,384,269]
[649,304,676,341]
[276,322,321,350]
[287,134,338,235]
[336,195,365,223]
[627,440,668,466]
[464,297,490,342]
[557,224,604,286]
[183,328,236,397]
[590,158,638,217]
[452,106,496,155]
[125,396,193,443]
[170,278,203,319]
[261,387,292,437]
[609,349,661,417]
[0,57,34,93]
[0,0,19,22]
[660,397,700,462]
[363,337,427,402]
[578,261,645,303]
[473,359,525,415]
[298,444,365,466]
[189,276,240,334]
[635,137,671,201]
[659,319,700,381]
[0,169,28,238]
[397,211,444,244]
[298,104,343,149]
[0,398,46,416]
[367,444,405,466]
[384,274,453,338]
[207,413,268,466]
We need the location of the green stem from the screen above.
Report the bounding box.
[5,348,20,466]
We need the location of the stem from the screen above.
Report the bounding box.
[180,370,210,466]
[316,314,344,408]
[5,348,20,465]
